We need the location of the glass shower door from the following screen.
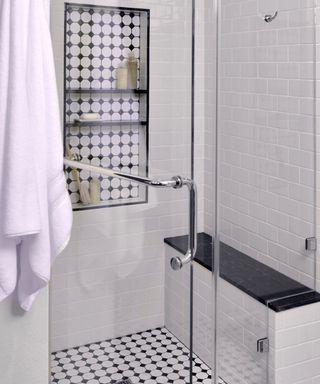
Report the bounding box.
[49,1,201,384]
[214,1,317,383]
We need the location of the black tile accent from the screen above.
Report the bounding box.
[267,291,320,312]
[164,233,320,312]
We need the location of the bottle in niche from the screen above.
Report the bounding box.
[127,52,138,89]
[116,62,128,89]
[90,178,101,204]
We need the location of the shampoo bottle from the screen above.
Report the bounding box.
[90,178,101,204]
[116,63,128,89]
[127,52,138,89]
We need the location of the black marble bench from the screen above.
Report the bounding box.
[164,233,320,312]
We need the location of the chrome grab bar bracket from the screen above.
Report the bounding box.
[170,250,192,271]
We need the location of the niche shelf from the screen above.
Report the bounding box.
[66,88,148,94]
[66,120,147,128]
[63,4,150,211]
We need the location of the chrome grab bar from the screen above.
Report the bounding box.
[64,158,197,270]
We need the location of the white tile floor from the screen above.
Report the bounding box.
[51,327,216,384]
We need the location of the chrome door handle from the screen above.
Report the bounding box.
[170,180,197,271]
[64,158,197,271]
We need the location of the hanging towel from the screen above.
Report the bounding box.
[0,0,72,310]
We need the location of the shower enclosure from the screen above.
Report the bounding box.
[50,1,201,383]
[47,1,319,384]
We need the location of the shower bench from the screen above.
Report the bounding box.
[164,233,320,384]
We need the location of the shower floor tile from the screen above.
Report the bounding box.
[51,327,213,384]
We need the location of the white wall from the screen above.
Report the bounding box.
[0,289,49,384]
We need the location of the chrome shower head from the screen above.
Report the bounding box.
[264,11,278,23]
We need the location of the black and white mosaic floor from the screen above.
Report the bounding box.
[51,327,216,384]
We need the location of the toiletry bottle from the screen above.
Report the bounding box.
[90,178,101,204]
[116,63,128,89]
[127,52,138,89]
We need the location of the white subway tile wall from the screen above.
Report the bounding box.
[268,301,320,384]
[316,3,320,295]
[219,0,317,288]
[204,0,217,236]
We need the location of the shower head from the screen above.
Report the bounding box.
[264,11,278,23]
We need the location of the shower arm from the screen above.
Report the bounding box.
[64,158,197,270]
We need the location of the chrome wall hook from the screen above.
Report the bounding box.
[264,11,278,23]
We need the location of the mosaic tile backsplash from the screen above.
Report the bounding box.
[64,4,149,209]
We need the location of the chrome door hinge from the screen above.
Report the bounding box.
[305,237,317,252]
[257,338,269,353]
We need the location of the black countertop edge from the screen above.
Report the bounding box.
[267,291,320,312]
[164,233,320,313]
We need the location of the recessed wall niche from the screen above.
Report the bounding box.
[64,3,150,210]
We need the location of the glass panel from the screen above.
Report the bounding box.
[215,275,269,384]
[49,1,205,384]
[214,1,317,383]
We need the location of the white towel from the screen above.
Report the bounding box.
[0,0,72,310]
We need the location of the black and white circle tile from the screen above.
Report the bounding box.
[66,5,141,90]
[66,125,140,204]
[51,327,224,384]
[64,4,146,206]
